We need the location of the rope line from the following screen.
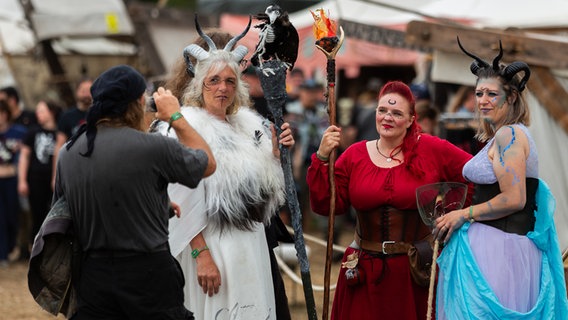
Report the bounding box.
[275,254,337,291]
[275,225,346,290]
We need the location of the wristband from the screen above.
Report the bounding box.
[316,151,329,162]
[167,111,184,133]
[468,206,475,223]
[191,245,209,259]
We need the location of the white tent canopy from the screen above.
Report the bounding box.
[288,0,425,29]
[0,0,136,55]
[291,0,568,29]
[420,0,568,29]
[30,0,134,40]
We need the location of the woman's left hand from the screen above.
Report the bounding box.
[279,122,294,148]
[433,208,467,244]
[271,122,294,158]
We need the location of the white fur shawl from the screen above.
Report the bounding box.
[160,106,285,233]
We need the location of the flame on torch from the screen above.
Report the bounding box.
[311,8,344,56]
[311,9,337,39]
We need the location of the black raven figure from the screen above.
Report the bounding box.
[251,4,299,75]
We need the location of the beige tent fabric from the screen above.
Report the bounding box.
[527,87,568,250]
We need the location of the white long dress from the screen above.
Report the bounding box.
[161,106,285,320]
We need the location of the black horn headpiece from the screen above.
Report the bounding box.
[457,36,530,92]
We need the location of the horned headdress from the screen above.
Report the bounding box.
[457,37,531,92]
[183,15,251,77]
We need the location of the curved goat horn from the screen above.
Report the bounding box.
[194,14,216,52]
[457,36,490,75]
[224,16,251,52]
[183,48,196,77]
[492,40,503,71]
[183,44,209,62]
[231,45,249,62]
[503,61,531,92]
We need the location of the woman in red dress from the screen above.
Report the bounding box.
[307,81,472,320]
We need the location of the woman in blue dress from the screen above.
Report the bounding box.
[433,39,568,319]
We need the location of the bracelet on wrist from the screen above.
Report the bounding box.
[191,245,209,259]
[167,111,184,133]
[316,151,329,162]
[468,205,475,223]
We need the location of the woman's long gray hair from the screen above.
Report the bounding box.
[181,15,251,114]
[182,51,251,114]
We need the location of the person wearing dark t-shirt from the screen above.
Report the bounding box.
[0,86,37,261]
[18,100,61,246]
[51,78,93,188]
[0,86,38,128]
[54,65,216,319]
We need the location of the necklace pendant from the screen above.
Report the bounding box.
[386,157,392,162]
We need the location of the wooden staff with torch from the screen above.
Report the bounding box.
[312,9,345,320]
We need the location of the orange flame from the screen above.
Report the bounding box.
[311,8,337,40]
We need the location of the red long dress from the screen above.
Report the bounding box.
[307,135,472,320]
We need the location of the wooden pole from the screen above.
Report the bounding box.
[315,27,345,320]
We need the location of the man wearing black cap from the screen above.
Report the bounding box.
[53,65,216,319]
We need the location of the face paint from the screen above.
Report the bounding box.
[487,201,495,213]
[498,125,516,166]
[476,78,507,109]
[496,126,521,185]
[376,93,414,139]
[505,166,522,186]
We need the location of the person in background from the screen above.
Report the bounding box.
[409,82,431,109]
[54,64,215,319]
[0,86,37,261]
[415,100,439,135]
[443,85,482,154]
[307,81,472,320]
[51,78,93,187]
[0,86,38,128]
[447,85,476,115]
[17,100,61,249]
[433,40,568,319]
[285,68,305,104]
[347,89,381,143]
[0,100,27,267]
[285,79,327,216]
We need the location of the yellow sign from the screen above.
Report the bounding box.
[105,13,120,34]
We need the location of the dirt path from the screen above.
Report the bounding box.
[0,260,65,319]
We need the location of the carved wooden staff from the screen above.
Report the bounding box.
[256,60,318,320]
[313,9,345,319]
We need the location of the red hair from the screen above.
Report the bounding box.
[378,81,423,178]
[378,81,416,113]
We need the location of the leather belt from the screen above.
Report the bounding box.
[354,232,412,255]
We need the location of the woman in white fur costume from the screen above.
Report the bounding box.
[158,20,294,320]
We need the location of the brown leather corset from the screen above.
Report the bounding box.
[356,206,430,244]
